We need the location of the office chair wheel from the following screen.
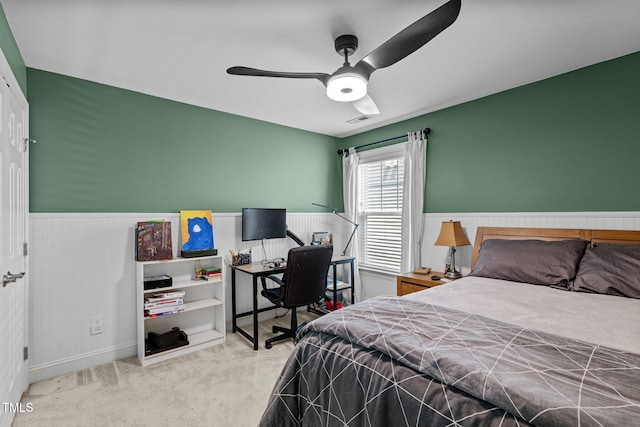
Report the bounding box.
[265,342,273,349]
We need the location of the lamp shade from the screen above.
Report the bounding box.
[434,221,470,247]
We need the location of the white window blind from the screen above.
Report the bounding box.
[357,157,404,272]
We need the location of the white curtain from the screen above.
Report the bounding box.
[400,130,427,273]
[342,147,361,302]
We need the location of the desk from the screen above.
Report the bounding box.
[231,255,355,350]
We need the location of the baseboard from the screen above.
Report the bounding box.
[29,342,137,383]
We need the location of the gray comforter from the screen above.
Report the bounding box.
[259,296,640,426]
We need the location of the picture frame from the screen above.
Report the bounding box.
[180,210,217,258]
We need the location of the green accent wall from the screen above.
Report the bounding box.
[25,48,640,214]
[342,50,640,213]
[0,2,26,94]
[27,69,342,213]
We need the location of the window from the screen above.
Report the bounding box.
[357,150,404,272]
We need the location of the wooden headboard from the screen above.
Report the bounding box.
[471,226,640,267]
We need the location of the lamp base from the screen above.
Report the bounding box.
[444,270,463,279]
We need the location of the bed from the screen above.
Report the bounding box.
[259,226,640,426]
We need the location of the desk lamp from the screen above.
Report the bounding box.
[312,203,359,256]
[434,220,470,278]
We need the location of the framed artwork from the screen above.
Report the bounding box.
[312,231,333,245]
[180,210,216,257]
[136,221,173,261]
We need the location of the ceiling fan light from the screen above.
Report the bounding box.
[326,73,367,102]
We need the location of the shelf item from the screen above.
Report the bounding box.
[324,256,356,312]
[145,327,189,356]
[143,274,173,290]
[136,255,225,366]
[180,210,216,258]
[136,221,173,261]
[326,278,351,291]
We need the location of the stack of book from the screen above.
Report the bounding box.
[195,266,222,281]
[144,289,186,318]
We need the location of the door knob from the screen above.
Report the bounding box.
[3,271,25,287]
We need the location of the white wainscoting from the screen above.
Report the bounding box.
[28,212,343,382]
[28,210,640,381]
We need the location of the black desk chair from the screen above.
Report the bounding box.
[260,245,333,349]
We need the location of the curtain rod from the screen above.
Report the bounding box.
[337,127,431,156]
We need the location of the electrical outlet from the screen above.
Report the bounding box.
[90,315,103,335]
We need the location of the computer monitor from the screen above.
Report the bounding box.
[241,208,287,241]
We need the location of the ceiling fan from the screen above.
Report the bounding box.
[227,0,461,116]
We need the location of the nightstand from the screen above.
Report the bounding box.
[397,271,451,296]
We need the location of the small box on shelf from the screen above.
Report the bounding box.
[143,275,172,291]
[145,327,189,356]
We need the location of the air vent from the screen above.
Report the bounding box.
[347,116,371,124]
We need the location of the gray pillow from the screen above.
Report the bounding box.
[469,238,589,287]
[570,243,640,299]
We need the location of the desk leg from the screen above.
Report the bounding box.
[231,268,237,333]
[332,263,338,308]
[253,276,259,350]
[350,260,355,304]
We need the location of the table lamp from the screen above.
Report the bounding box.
[434,220,471,278]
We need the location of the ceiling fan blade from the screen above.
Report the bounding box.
[227,66,330,85]
[352,94,380,116]
[355,0,461,77]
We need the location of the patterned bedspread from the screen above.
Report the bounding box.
[259,296,640,426]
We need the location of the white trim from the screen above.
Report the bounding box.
[0,45,27,108]
[29,211,640,219]
[357,141,406,163]
[358,264,398,277]
[29,211,332,219]
[426,211,640,218]
[29,343,137,383]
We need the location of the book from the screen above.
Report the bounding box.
[144,309,183,318]
[144,298,184,310]
[136,221,173,261]
[327,277,349,290]
[145,290,185,302]
[145,304,186,315]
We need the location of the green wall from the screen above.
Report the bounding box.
[3,2,640,214]
[23,42,640,214]
[0,2,26,94]
[342,50,640,213]
[27,69,342,213]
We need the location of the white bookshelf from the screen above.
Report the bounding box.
[136,255,225,366]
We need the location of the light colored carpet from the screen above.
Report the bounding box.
[13,312,318,427]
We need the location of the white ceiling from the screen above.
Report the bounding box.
[3,0,640,138]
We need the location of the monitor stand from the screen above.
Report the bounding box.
[286,229,305,246]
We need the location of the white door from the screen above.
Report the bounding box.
[0,66,29,427]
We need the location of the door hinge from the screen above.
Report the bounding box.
[23,242,28,256]
[23,138,36,152]
[23,346,28,361]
